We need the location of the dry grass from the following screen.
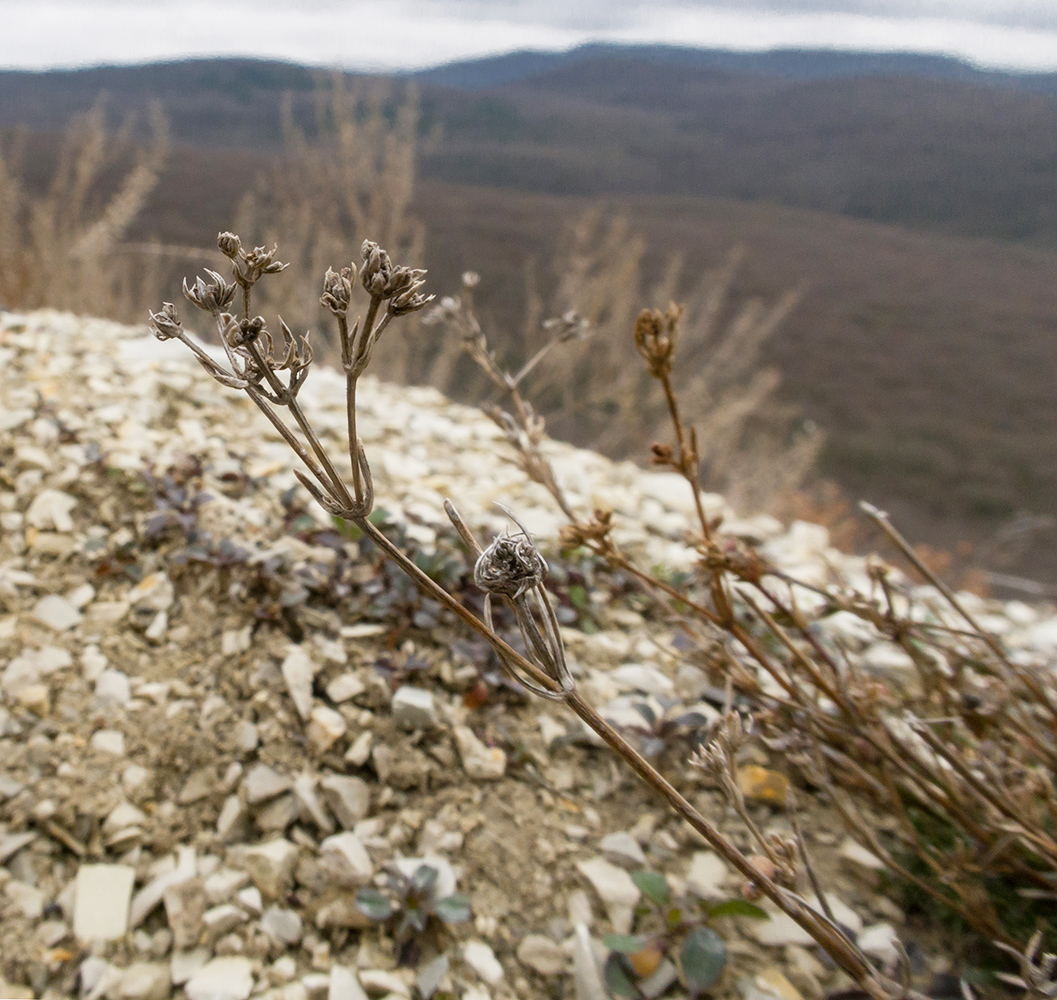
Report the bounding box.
[0,99,170,320]
[426,207,822,517]
[232,74,426,369]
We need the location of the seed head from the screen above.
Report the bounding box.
[183,269,237,314]
[475,519,547,600]
[148,302,182,341]
[217,231,242,259]
[320,266,354,316]
[360,240,393,298]
[633,304,682,378]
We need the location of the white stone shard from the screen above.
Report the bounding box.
[74,863,136,941]
[282,645,317,720]
[185,957,255,1000]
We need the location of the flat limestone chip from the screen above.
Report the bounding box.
[453,725,506,780]
[327,966,368,1000]
[282,645,316,721]
[185,957,254,1000]
[74,863,136,941]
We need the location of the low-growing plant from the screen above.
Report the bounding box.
[355,862,471,968]
[602,869,768,999]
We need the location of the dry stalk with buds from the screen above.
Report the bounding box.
[151,232,948,1000]
[433,274,1057,985]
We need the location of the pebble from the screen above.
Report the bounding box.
[92,729,126,755]
[686,850,730,900]
[119,961,172,1000]
[755,968,806,1000]
[389,855,458,900]
[95,669,132,707]
[165,878,208,950]
[185,957,255,1000]
[516,933,566,976]
[576,857,640,933]
[572,923,607,1000]
[599,831,646,868]
[24,488,77,531]
[31,594,82,631]
[325,673,365,704]
[319,832,373,886]
[357,970,411,997]
[857,922,900,965]
[307,705,347,752]
[293,774,334,832]
[453,725,507,780]
[241,839,299,899]
[260,905,303,944]
[6,881,45,919]
[244,764,293,804]
[391,685,438,729]
[282,645,317,720]
[327,966,367,1000]
[463,940,504,985]
[608,663,674,695]
[74,863,136,941]
[736,765,790,808]
[319,774,370,829]
[0,832,35,864]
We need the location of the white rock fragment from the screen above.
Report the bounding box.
[96,669,132,707]
[307,705,347,752]
[609,664,674,695]
[857,923,900,965]
[233,719,259,753]
[293,773,334,832]
[282,645,317,720]
[241,839,299,899]
[171,949,210,986]
[572,923,607,1000]
[357,970,411,998]
[391,686,438,729]
[327,965,368,1000]
[118,961,171,1000]
[25,488,78,531]
[130,847,197,927]
[260,905,303,944]
[325,673,365,704]
[453,725,506,780]
[463,940,504,985]
[6,881,45,918]
[74,863,136,941]
[599,831,646,869]
[319,774,370,830]
[216,795,248,843]
[185,956,255,1000]
[91,729,126,756]
[517,934,566,976]
[686,851,729,900]
[244,764,292,804]
[202,904,246,938]
[32,594,82,631]
[128,573,175,612]
[576,857,640,934]
[319,832,373,887]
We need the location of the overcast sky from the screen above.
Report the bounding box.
[3,0,1057,74]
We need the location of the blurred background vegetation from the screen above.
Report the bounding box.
[3,46,1057,587]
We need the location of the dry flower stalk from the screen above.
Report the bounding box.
[447,275,1056,977]
[152,233,905,1000]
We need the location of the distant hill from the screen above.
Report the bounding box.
[412,42,1057,94]
[6,49,1057,580]
[3,46,1055,244]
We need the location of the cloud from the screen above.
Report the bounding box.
[1,0,1056,72]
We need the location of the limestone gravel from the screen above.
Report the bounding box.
[1,309,1050,999]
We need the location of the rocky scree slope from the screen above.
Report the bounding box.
[1,310,1055,1000]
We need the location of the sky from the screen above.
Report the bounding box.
[2,0,1057,74]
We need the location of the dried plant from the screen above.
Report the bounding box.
[151,232,914,1000]
[451,280,1057,975]
[0,99,170,320]
[425,209,821,517]
[234,75,425,370]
